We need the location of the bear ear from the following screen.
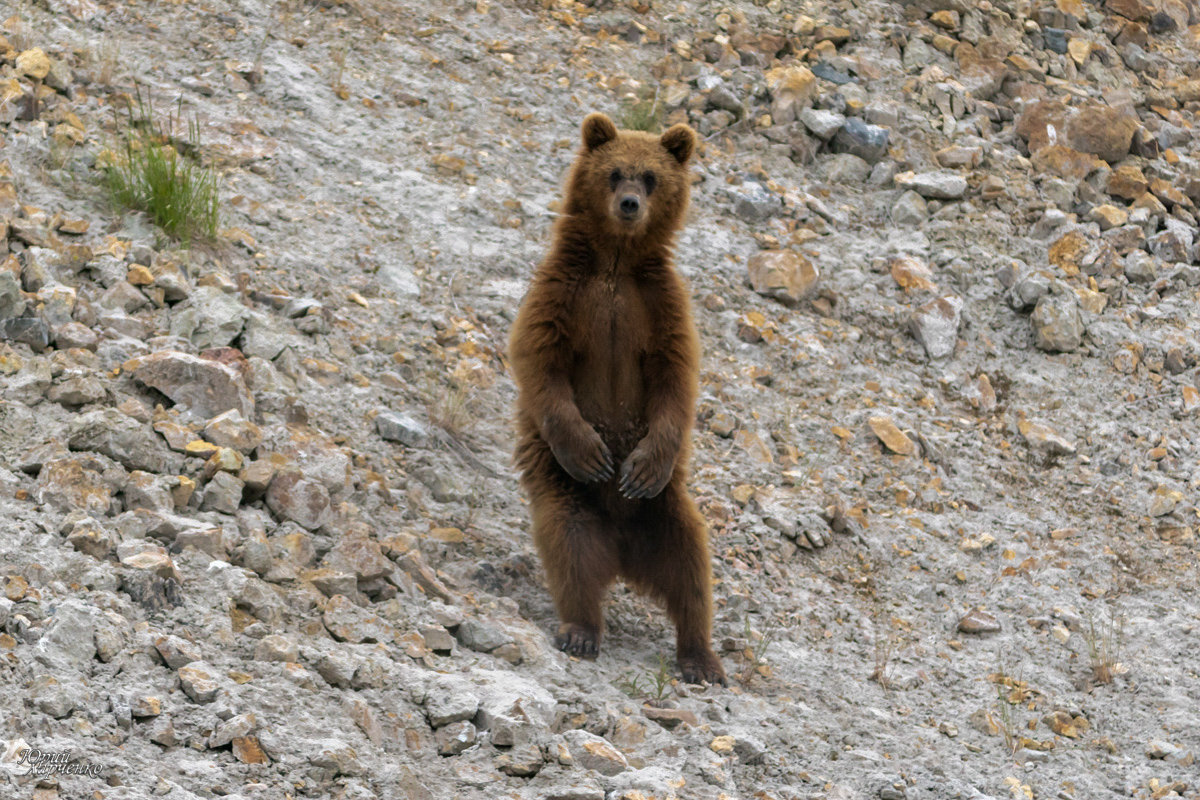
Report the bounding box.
[581,113,618,151]
[660,123,696,164]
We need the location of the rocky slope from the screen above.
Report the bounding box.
[1,0,1199,798]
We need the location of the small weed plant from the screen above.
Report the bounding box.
[1084,609,1126,684]
[103,88,219,244]
[616,655,674,703]
[620,88,662,132]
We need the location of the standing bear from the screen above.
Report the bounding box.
[508,113,725,685]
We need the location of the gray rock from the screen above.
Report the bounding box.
[902,37,935,72]
[823,153,871,184]
[1031,292,1084,352]
[316,650,358,688]
[562,729,629,775]
[456,618,513,653]
[436,720,477,756]
[99,280,148,313]
[832,118,889,162]
[241,313,291,360]
[38,599,96,668]
[32,676,77,718]
[178,662,221,703]
[266,471,332,530]
[169,285,248,349]
[155,633,202,668]
[895,170,968,200]
[209,713,256,748]
[420,626,455,653]
[125,350,254,419]
[35,454,124,516]
[200,470,245,515]
[1147,226,1192,263]
[0,269,27,320]
[375,411,430,447]
[254,634,298,662]
[123,470,175,513]
[727,182,780,222]
[203,409,263,454]
[52,322,99,351]
[706,86,745,118]
[1124,250,1158,283]
[307,738,363,777]
[1008,271,1051,311]
[425,679,480,727]
[47,371,107,406]
[799,107,845,140]
[908,296,962,360]
[891,191,928,225]
[68,408,183,474]
[1,316,52,352]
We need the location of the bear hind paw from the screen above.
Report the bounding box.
[678,649,727,686]
[554,624,600,659]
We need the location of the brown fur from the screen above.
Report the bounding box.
[508,113,725,684]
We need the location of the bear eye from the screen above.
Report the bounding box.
[609,169,622,189]
[642,172,656,195]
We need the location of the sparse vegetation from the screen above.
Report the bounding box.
[427,383,476,437]
[619,88,662,132]
[869,613,897,689]
[102,88,219,244]
[616,655,674,702]
[737,618,776,683]
[1084,609,1126,685]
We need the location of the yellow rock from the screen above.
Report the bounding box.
[868,416,916,456]
[172,476,196,509]
[1048,231,1087,273]
[185,440,219,458]
[930,9,959,28]
[932,34,958,54]
[889,256,935,291]
[1182,385,1199,413]
[731,484,756,506]
[127,264,154,285]
[429,526,465,544]
[16,48,51,80]
[1067,38,1091,66]
[1088,204,1127,231]
[709,735,736,753]
[1074,286,1107,315]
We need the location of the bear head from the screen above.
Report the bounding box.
[564,113,696,242]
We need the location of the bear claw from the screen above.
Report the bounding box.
[678,650,727,686]
[555,625,600,659]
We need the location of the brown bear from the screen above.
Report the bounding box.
[508,112,725,685]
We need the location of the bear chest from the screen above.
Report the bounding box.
[569,276,652,426]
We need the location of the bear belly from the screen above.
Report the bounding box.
[569,282,650,461]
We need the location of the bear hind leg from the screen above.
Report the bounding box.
[533,498,618,659]
[624,486,727,685]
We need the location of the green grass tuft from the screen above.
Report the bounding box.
[619,88,662,132]
[104,88,219,244]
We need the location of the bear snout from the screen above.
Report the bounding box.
[612,189,646,225]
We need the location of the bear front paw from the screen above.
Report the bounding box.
[618,443,674,499]
[548,424,614,484]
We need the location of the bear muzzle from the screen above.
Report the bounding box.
[611,186,647,227]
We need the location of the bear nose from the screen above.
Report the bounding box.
[619,195,640,215]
